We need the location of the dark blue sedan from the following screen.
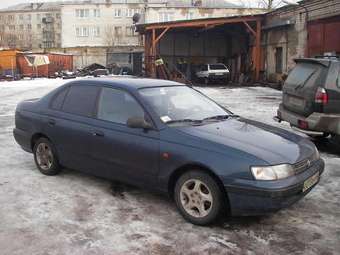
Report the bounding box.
[13,78,324,225]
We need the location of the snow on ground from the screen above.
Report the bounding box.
[0,79,339,255]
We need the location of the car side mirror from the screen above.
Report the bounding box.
[127,117,153,130]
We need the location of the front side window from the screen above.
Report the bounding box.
[139,86,229,124]
[62,85,99,117]
[97,87,145,125]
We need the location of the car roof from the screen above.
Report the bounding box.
[68,77,185,90]
[295,57,339,67]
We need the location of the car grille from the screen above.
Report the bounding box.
[294,153,318,175]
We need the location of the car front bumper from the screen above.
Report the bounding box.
[224,158,325,216]
[277,103,340,135]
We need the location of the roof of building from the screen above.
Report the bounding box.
[0,2,61,12]
[0,0,245,12]
[136,13,264,32]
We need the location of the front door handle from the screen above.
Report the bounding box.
[47,118,56,126]
[91,130,104,137]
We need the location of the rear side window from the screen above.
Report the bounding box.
[97,87,145,125]
[285,63,324,88]
[62,85,99,117]
[50,87,69,110]
[337,68,340,88]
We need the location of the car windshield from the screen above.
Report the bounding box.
[209,64,227,70]
[139,86,231,125]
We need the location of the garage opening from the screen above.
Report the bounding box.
[136,15,264,84]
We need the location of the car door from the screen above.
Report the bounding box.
[90,86,160,187]
[43,84,101,173]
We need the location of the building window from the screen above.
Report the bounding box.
[37,24,41,29]
[76,26,89,37]
[93,9,100,17]
[93,27,100,37]
[19,24,24,30]
[159,12,174,22]
[27,24,32,30]
[37,13,41,20]
[18,34,24,40]
[8,25,15,30]
[19,14,24,20]
[27,14,31,20]
[127,8,140,17]
[114,9,122,18]
[275,47,283,74]
[56,13,61,19]
[76,9,89,18]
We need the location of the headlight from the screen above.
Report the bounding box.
[251,164,294,181]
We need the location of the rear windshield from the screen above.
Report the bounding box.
[285,63,324,88]
[209,64,227,70]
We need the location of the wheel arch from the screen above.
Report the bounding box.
[30,133,51,150]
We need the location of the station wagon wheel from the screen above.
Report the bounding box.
[33,137,61,176]
[174,170,224,225]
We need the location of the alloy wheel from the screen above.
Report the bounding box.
[180,179,213,218]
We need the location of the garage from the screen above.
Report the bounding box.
[136,15,263,83]
[308,15,340,57]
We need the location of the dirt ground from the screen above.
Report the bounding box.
[0,78,339,255]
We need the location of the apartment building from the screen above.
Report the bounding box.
[0,3,62,50]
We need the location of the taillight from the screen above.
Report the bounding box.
[315,87,328,105]
[298,120,309,129]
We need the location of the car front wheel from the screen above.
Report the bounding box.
[174,170,224,225]
[33,137,61,176]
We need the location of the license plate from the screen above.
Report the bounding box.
[215,73,223,76]
[303,172,319,192]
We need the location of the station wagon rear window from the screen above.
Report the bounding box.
[285,63,322,88]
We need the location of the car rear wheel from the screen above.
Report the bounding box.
[33,137,61,176]
[174,170,224,225]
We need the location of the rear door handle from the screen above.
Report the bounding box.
[91,130,104,137]
[47,118,56,126]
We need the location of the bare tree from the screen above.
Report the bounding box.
[239,0,292,10]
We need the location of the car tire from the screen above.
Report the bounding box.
[174,170,224,225]
[33,137,61,176]
[204,78,209,85]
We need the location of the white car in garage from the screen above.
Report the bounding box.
[195,63,230,84]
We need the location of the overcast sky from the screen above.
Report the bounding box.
[0,0,297,9]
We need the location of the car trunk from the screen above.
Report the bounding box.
[282,59,329,117]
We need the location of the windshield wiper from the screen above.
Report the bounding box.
[166,119,203,125]
[202,115,230,122]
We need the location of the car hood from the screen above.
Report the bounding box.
[174,117,315,165]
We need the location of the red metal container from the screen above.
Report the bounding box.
[17,53,73,77]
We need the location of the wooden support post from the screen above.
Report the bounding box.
[243,21,256,37]
[255,20,261,81]
[152,29,156,77]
